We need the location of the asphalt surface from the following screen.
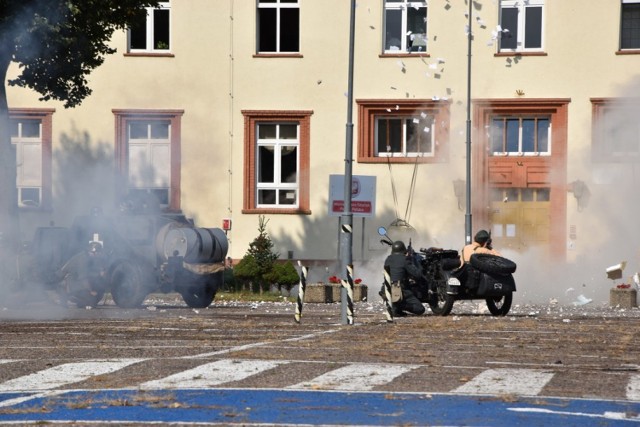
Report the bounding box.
[1,293,640,425]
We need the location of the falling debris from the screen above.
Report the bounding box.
[573,294,593,306]
[606,261,626,280]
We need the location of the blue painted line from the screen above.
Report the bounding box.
[0,389,639,426]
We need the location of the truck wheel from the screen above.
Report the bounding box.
[470,254,517,275]
[110,261,148,308]
[486,292,513,316]
[180,284,215,308]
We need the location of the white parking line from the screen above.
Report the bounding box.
[181,329,339,359]
[0,359,145,392]
[288,363,419,391]
[139,359,285,390]
[453,368,554,396]
[626,374,640,401]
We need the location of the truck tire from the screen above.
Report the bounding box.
[469,254,517,275]
[110,261,149,308]
[180,284,216,308]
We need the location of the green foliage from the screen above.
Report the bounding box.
[265,261,300,291]
[235,215,280,292]
[232,254,258,291]
[1,0,161,108]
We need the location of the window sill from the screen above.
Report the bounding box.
[242,208,311,215]
[357,156,443,164]
[616,49,640,55]
[379,53,430,58]
[253,53,303,58]
[124,52,175,58]
[494,52,547,57]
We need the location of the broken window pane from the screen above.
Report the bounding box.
[500,7,518,50]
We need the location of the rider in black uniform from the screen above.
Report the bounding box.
[383,241,426,316]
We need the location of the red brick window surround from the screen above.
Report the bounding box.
[242,110,312,215]
[10,108,55,211]
[356,99,450,164]
[113,109,183,212]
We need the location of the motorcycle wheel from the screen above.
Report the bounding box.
[428,282,455,316]
[486,292,513,316]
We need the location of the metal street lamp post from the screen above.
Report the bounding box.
[465,0,473,244]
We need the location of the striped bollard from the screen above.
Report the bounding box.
[382,266,394,322]
[342,264,355,325]
[295,262,308,323]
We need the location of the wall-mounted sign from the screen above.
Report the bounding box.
[328,175,376,218]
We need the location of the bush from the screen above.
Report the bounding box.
[265,261,300,292]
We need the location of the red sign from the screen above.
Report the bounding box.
[331,200,372,214]
[222,218,232,231]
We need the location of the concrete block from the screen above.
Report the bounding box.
[609,287,637,308]
[303,283,368,303]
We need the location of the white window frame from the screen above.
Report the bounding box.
[490,116,551,157]
[375,115,435,158]
[257,0,300,54]
[256,122,300,208]
[127,120,171,206]
[383,0,428,53]
[499,0,545,53]
[128,1,171,53]
[11,119,43,208]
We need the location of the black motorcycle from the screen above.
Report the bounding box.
[378,227,517,316]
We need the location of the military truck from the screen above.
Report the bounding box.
[24,199,228,309]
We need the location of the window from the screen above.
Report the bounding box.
[9,109,54,209]
[257,0,299,53]
[384,1,428,53]
[376,116,434,157]
[490,117,550,156]
[357,100,449,163]
[242,110,311,214]
[128,1,170,53]
[113,110,183,211]
[621,1,640,50]
[257,123,299,207]
[499,0,544,52]
[592,98,640,161]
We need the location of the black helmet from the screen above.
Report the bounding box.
[474,230,491,244]
[391,241,406,254]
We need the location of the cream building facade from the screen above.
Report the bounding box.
[7,1,640,292]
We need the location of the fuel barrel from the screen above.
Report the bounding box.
[161,227,228,264]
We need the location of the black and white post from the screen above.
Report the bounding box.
[295,261,308,323]
[382,265,394,322]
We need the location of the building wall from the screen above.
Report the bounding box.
[6,1,640,292]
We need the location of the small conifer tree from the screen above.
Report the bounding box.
[234,215,278,293]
